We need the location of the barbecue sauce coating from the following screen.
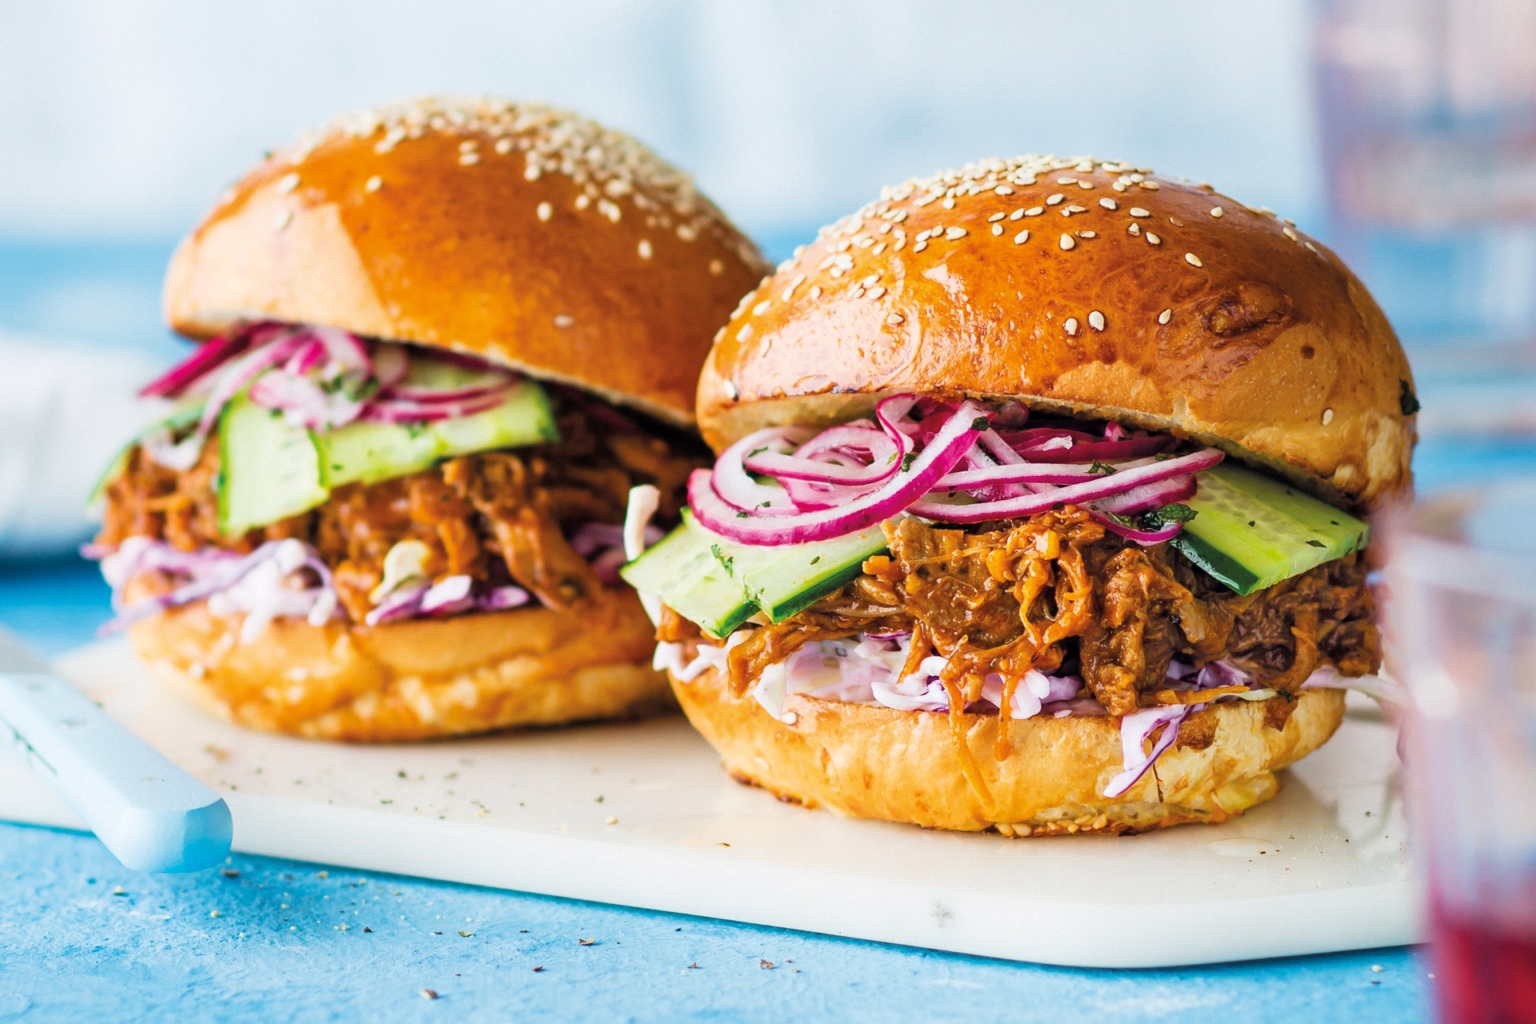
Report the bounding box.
[722,509,1379,720]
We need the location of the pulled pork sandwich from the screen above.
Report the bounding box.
[89,97,767,740]
[623,155,1416,835]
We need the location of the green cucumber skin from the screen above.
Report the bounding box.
[320,380,557,489]
[1177,463,1369,596]
[718,524,889,624]
[620,514,755,639]
[217,396,329,536]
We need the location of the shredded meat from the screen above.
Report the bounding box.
[724,510,1380,717]
[96,395,706,622]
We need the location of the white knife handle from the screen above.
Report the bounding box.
[0,672,231,872]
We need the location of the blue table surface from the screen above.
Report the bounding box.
[13,241,1536,1021]
[0,538,1457,1024]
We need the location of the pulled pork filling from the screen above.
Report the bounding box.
[96,395,706,620]
[668,507,1379,718]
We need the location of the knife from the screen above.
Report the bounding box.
[0,627,232,872]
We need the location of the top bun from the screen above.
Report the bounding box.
[698,157,1415,508]
[166,96,769,426]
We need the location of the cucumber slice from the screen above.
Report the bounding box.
[620,512,757,639]
[1171,463,1369,596]
[620,512,890,635]
[319,379,557,488]
[217,393,328,536]
[716,521,889,623]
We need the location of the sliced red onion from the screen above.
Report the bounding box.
[1015,436,1176,464]
[138,327,256,399]
[690,401,990,545]
[569,523,627,558]
[1090,475,1197,516]
[359,386,512,424]
[907,448,1223,524]
[709,428,806,515]
[1102,704,1191,798]
[384,366,517,404]
[1091,516,1185,544]
[935,457,1161,490]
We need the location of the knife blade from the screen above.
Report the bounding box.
[0,627,232,872]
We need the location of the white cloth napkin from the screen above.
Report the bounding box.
[0,331,167,557]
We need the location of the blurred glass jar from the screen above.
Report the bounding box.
[1316,0,1536,347]
[1389,481,1536,1023]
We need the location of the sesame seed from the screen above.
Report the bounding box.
[995,185,1014,195]
[1210,206,1223,218]
[1025,206,1044,216]
[277,172,300,194]
[1078,180,1094,189]
[1013,230,1030,244]
[1065,205,1088,214]
[752,301,770,316]
[1322,407,1334,425]
[723,379,739,400]
[1046,193,1065,206]
[1088,310,1106,331]
[459,139,478,152]
[1140,180,1161,190]
[1077,230,1096,239]
[1129,223,1142,236]
[1184,252,1203,267]
[1059,233,1076,251]
[1129,207,1151,218]
[1009,209,1025,221]
[1305,241,1319,253]
[1065,317,1079,336]
[1283,226,1299,241]
[554,314,575,328]
[458,152,481,166]
[1169,216,1185,227]
[364,175,383,193]
[708,259,724,276]
[888,312,905,325]
[942,197,956,210]
[575,194,591,210]
[867,285,886,300]
[987,212,1006,223]
[945,226,967,240]
[1057,177,1076,185]
[1099,198,1118,210]
[808,285,822,300]
[495,137,513,155]
[713,327,725,343]
[1158,308,1172,324]
[273,209,292,231]
[1146,232,1161,245]
[913,240,928,253]
[536,201,553,221]
[638,239,654,259]
[991,223,1004,236]
[1112,182,1127,192]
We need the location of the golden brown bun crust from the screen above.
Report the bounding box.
[129,586,669,742]
[165,96,768,426]
[698,157,1414,508]
[672,666,1345,835]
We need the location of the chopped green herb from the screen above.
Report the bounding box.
[709,544,735,573]
[747,447,768,458]
[1399,379,1421,416]
[971,417,990,431]
[901,453,918,471]
[1305,539,1326,548]
[809,556,821,565]
[1088,460,1116,476]
[1149,502,1197,525]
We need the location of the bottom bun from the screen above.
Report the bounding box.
[129,587,669,741]
[670,667,1346,835]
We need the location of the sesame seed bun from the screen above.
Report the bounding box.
[165,96,768,426]
[697,157,1414,507]
[127,586,668,742]
[671,667,1346,835]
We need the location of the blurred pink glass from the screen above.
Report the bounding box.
[1389,481,1536,1023]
